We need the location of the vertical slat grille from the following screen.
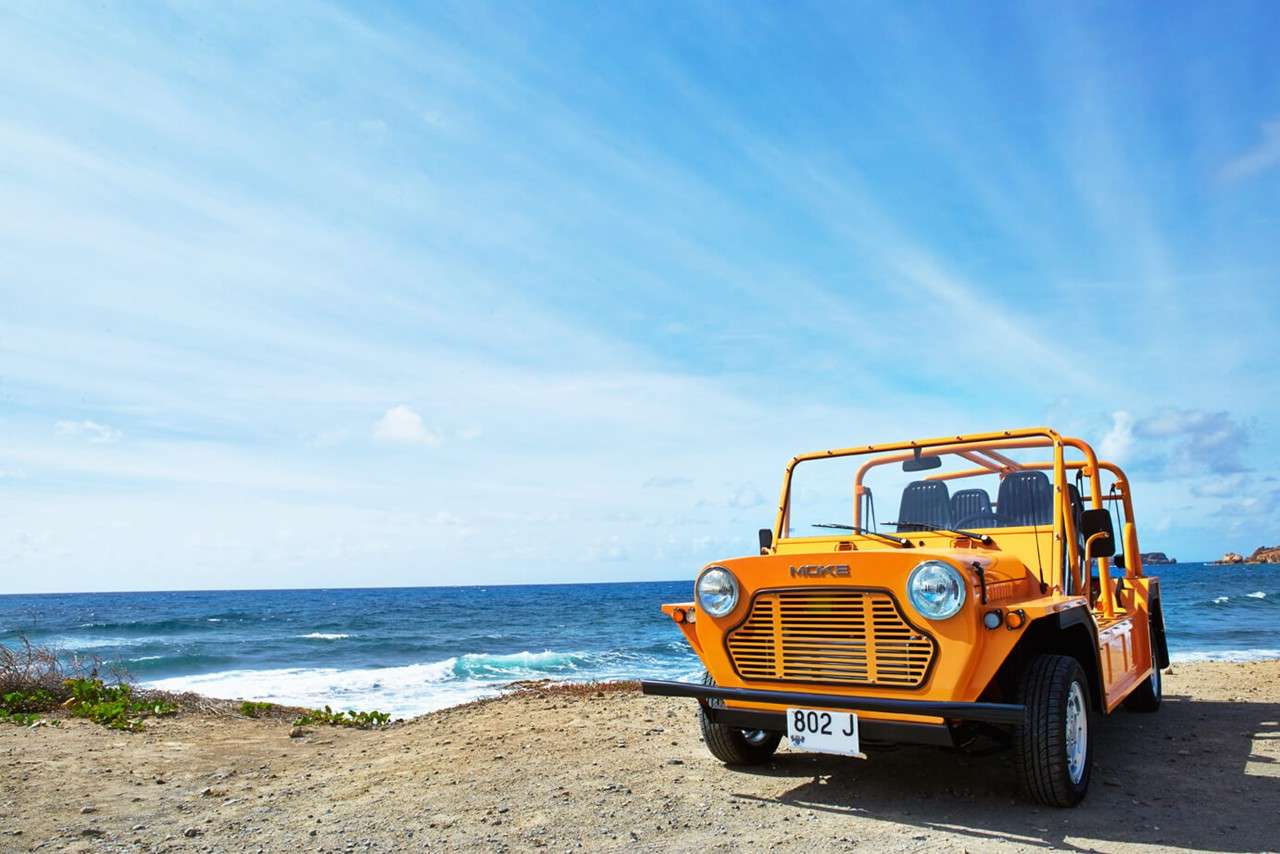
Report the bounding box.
[726,589,935,688]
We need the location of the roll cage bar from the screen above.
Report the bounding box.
[771,427,1143,619]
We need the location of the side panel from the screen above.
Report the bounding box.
[1099,576,1159,711]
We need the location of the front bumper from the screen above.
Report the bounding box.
[640,679,1025,727]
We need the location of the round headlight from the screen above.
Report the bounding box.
[696,567,739,618]
[908,560,967,621]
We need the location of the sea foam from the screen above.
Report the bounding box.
[1170,648,1280,663]
[142,650,602,717]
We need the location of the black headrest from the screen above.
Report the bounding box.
[996,471,1054,526]
[951,488,993,523]
[896,480,951,532]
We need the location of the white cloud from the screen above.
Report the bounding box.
[372,405,440,446]
[1191,473,1248,499]
[1098,410,1134,462]
[586,535,628,562]
[1134,409,1250,475]
[643,475,694,489]
[726,483,766,509]
[1221,118,1280,181]
[54,419,122,444]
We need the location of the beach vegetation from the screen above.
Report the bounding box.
[1,637,177,731]
[1,686,58,726]
[239,700,276,718]
[64,677,177,732]
[293,705,393,729]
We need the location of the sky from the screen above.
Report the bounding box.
[1,2,1278,593]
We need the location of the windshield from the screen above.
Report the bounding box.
[783,440,1067,541]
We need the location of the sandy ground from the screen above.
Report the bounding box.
[2,661,1278,853]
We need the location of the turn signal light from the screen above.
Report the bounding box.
[671,608,687,624]
[1005,609,1026,630]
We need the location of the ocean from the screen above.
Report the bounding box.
[1,563,1276,717]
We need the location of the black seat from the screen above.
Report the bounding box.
[896,481,952,532]
[951,488,995,527]
[995,471,1054,527]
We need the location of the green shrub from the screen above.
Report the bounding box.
[0,708,41,726]
[1,640,176,731]
[0,687,59,726]
[64,678,177,732]
[293,705,392,729]
[239,700,275,718]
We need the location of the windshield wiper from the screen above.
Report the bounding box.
[811,523,913,547]
[885,521,993,545]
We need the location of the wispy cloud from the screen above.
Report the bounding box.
[1221,118,1280,181]
[54,419,122,444]
[1,3,1277,588]
[643,476,694,489]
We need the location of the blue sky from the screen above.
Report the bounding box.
[2,2,1278,592]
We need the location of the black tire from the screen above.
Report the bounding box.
[1014,654,1095,807]
[1124,617,1163,713]
[697,672,782,766]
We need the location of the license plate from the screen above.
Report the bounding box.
[785,708,863,757]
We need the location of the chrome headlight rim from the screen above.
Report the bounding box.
[696,566,740,618]
[907,560,967,621]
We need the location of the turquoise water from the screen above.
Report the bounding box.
[1,564,1275,716]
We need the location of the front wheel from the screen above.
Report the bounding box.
[1014,654,1095,807]
[697,672,782,765]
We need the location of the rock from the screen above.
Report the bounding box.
[290,726,307,738]
[183,827,204,838]
[131,824,146,831]
[81,828,105,837]
[665,758,684,765]
[79,806,97,814]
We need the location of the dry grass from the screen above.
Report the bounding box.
[498,678,641,701]
[0,636,75,699]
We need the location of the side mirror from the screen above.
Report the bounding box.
[902,448,942,472]
[1079,509,1116,558]
[758,528,773,553]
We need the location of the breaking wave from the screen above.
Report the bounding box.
[1170,649,1280,663]
[142,649,654,717]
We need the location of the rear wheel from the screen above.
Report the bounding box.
[1124,617,1163,712]
[697,672,782,765]
[1014,654,1095,807]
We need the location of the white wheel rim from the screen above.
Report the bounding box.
[1065,681,1088,785]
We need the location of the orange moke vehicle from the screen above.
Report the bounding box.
[641,428,1168,807]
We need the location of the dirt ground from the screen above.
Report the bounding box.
[1,660,1278,853]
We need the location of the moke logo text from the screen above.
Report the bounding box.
[789,564,851,578]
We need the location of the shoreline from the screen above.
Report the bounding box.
[132,645,1277,720]
[4,660,1279,852]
